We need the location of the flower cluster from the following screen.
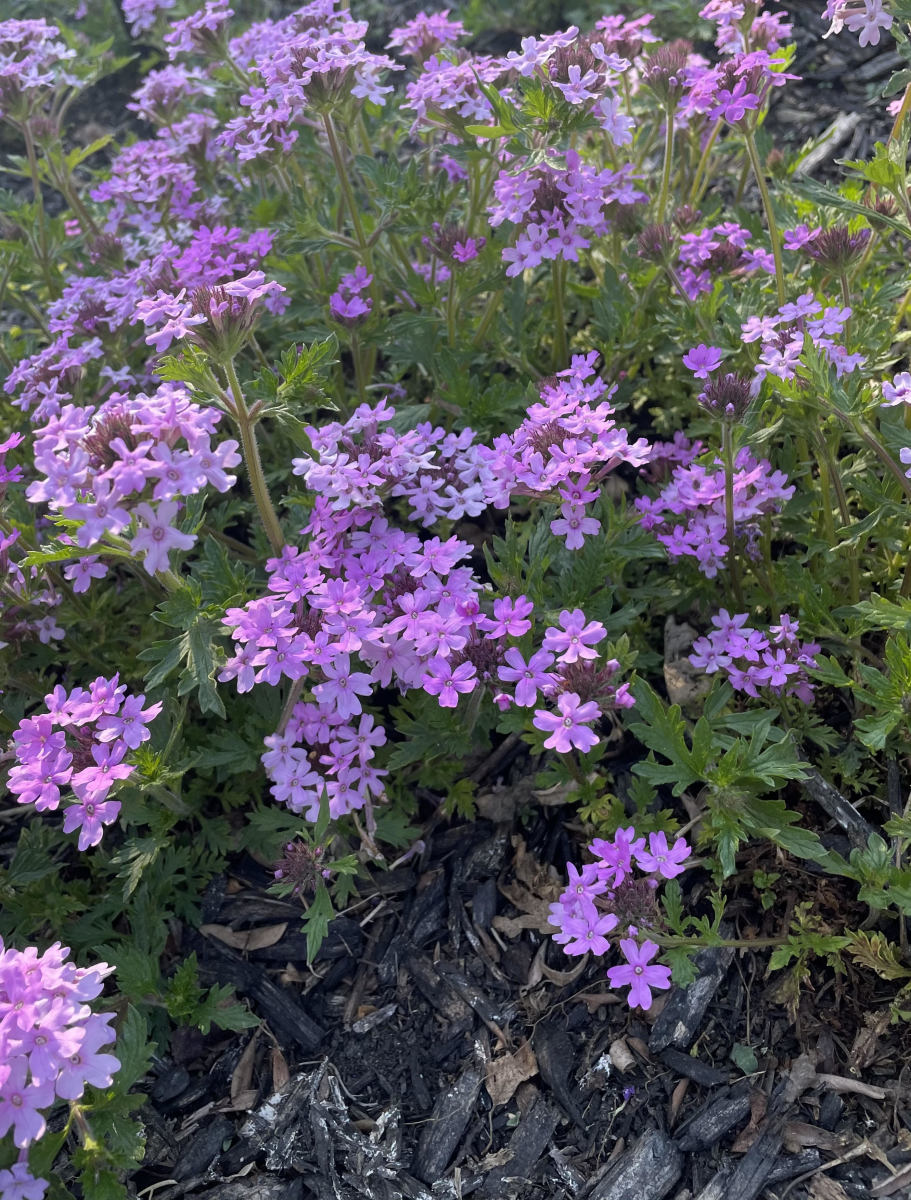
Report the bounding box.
[0,19,77,124]
[329,265,373,325]
[702,0,793,54]
[744,290,864,384]
[675,219,775,298]
[7,677,161,849]
[386,9,465,61]
[490,151,647,276]
[486,352,652,548]
[134,270,287,356]
[689,609,820,701]
[217,391,640,817]
[26,382,240,580]
[491,606,635,752]
[636,445,794,578]
[822,0,892,48]
[549,825,691,1008]
[0,939,119,1149]
[217,3,401,161]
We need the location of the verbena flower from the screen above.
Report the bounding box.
[0,940,118,1148]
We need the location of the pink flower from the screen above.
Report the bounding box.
[422,657,477,707]
[542,609,606,664]
[635,831,691,879]
[557,902,619,956]
[481,594,534,639]
[497,648,556,707]
[533,692,601,753]
[607,938,672,1009]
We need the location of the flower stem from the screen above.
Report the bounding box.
[658,102,675,222]
[22,125,55,294]
[743,125,786,308]
[689,119,722,207]
[323,112,370,264]
[224,357,284,555]
[721,420,744,608]
[551,258,568,369]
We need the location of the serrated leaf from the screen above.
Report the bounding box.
[303,880,334,964]
[113,1006,155,1091]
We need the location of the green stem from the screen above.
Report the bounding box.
[689,119,722,207]
[657,102,675,222]
[22,125,55,294]
[721,420,744,608]
[446,270,457,348]
[743,125,786,308]
[323,112,370,262]
[724,422,744,609]
[350,330,367,407]
[224,358,284,555]
[551,258,567,369]
[472,289,503,347]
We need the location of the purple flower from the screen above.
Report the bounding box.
[682,344,723,379]
[0,1059,54,1147]
[0,1162,48,1200]
[882,372,911,408]
[635,831,691,879]
[422,657,477,707]
[312,655,373,721]
[497,647,556,707]
[607,938,672,1009]
[130,501,196,575]
[542,609,606,664]
[533,692,601,753]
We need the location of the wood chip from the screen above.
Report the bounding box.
[587,1126,684,1200]
[412,1063,482,1184]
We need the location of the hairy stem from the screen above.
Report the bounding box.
[224,357,284,555]
[743,126,786,308]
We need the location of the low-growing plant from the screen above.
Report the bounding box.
[2,0,911,1192]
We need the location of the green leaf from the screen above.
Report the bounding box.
[113,1006,155,1091]
[730,1043,759,1074]
[627,680,709,795]
[464,124,513,139]
[302,879,334,964]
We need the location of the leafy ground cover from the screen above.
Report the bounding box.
[3,0,911,1196]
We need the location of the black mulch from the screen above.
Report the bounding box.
[121,776,911,1200]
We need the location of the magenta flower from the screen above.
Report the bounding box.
[497,647,556,707]
[682,344,722,379]
[559,904,619,956]
[533,692,601,753]
[542,609,606,664]
[589,826,646,887]
[422,657,477,707]
[635,831,691,879]
[70,741,133,803]
[481,594,534,639]
[607,938,672,1010]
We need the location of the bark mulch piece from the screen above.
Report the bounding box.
[130,797,911,1200]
